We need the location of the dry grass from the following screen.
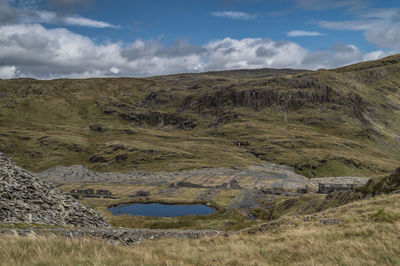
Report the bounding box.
[2,60,400,177]
[1,194,400,265]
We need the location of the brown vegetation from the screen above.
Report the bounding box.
[1,194,400,265]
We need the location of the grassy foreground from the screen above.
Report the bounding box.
[1,194,400,266]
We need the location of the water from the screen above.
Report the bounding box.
[109,203,216,217]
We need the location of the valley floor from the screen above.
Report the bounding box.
[1,193,400,266]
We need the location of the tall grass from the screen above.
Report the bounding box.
[1,195,400,265]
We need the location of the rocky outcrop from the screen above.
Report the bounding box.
[37,164,176,185]
[185,86,341,111]
[0,153,109,227]
[97,97,196,129]
[318,167,400,208]
[376,167,400,194]
[357,167,400,195]
[183,85,372,125]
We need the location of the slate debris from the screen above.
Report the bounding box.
[0,227,227,246]
[0,152,109,227]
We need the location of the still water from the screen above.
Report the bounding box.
[109,203,216,217]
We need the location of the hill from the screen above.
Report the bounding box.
[1,55,400,177]
[2,188,400,265]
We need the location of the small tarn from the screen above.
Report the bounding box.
[109,203,216,217]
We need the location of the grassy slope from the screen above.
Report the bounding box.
[1,194,400,265]
[1,56,400,177]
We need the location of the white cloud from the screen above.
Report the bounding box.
[211,11,257,20]
[317,19,379,31]
[363,50,387,61]
[0,24,123,78]
[317,8,400,51]
[21,10,118,28]
[0,65,17,78]
[287,30,323,37]
[110,66,120,74]
[302,43,392,69]
[61,15,118,28]
[0,1,117,28]
[358,8,400,19]
[364,21,400,50]
[0,23,391,79]
[204,38,307,70]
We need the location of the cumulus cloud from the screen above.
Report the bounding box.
[110,66,120,74]
[0,24,205,78]
[0,23,390,79]
[211,11,257,20]
[302,43,390,69]
[204,38,307,70]
[287,30,323,37]
[0,24,123,78]
[0,66,17,78]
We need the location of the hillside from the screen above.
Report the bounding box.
[2,192,400,265]
[1,56,400,177]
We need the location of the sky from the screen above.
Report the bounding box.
[0,0,399,79]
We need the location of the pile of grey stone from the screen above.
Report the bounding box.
[0,153,109,227]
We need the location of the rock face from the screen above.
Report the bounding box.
[0,153,109,227]
[377,167,400,194]
[97,97,196,130]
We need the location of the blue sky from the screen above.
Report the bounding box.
[0,0,399,78]
[74,0,365,49]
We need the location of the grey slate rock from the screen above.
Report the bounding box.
[0,152,109,227]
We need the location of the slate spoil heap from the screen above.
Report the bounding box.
[0,153,109,227]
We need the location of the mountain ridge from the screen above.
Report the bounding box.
[1,54,400,177]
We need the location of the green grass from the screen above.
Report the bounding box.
[1,55,400,177]
[370,209,400,223]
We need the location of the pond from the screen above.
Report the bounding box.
[109,203,216,217]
